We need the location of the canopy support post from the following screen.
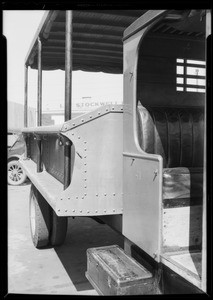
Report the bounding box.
[37,37,42,126]
[24,65,28,127]
[64,10,73,189]
[65,10,72,121]
[36,37,43,173]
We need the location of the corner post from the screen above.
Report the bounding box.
[24,65,28,127]
[36,37,43,173]
[37,37,42,126]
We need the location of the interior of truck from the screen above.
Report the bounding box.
[136,10,206,289]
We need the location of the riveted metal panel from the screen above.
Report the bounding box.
[55,105,123,216]
[123,154,163,262]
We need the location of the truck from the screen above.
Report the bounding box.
[19,9,211,294]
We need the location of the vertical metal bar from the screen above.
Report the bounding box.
[24,65,28,127]
[65,10,72,121]
[64,10,73,189]
[64,140,71,189]
[37,37,42,126]
[201,9,211,294]
[25,135,30,159]
[36,137,42,173]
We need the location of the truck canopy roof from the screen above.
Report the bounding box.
[25,10,146,73]
[25,10,205,74]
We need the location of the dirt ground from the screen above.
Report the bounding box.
[7,181,124,295]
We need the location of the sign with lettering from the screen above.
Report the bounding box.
[74,100,122,111]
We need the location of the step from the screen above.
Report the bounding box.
[85,245,156,295]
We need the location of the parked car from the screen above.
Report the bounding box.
[8,129,27,185]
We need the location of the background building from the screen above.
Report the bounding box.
[8,101,36,130]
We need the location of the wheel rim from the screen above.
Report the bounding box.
[30,194,36,236]
[8,163,24,183]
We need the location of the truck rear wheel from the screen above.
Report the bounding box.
[50,210,68,246]
[29,184,51,248]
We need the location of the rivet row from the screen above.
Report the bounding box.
[55,208,120,214]
[62,106,123,130]
[93,193,116,197]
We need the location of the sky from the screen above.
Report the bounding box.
[3,10,123,113]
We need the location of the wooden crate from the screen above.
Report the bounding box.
[86,245,155,295]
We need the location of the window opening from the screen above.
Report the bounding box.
[176,59,206,93]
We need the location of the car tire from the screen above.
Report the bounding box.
[8,159,27,185]
[50,210,68,247]
[29,184,51,248]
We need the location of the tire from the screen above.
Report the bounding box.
[50,210,68,247]
[29,184,51,248]
[8,159,27,185]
